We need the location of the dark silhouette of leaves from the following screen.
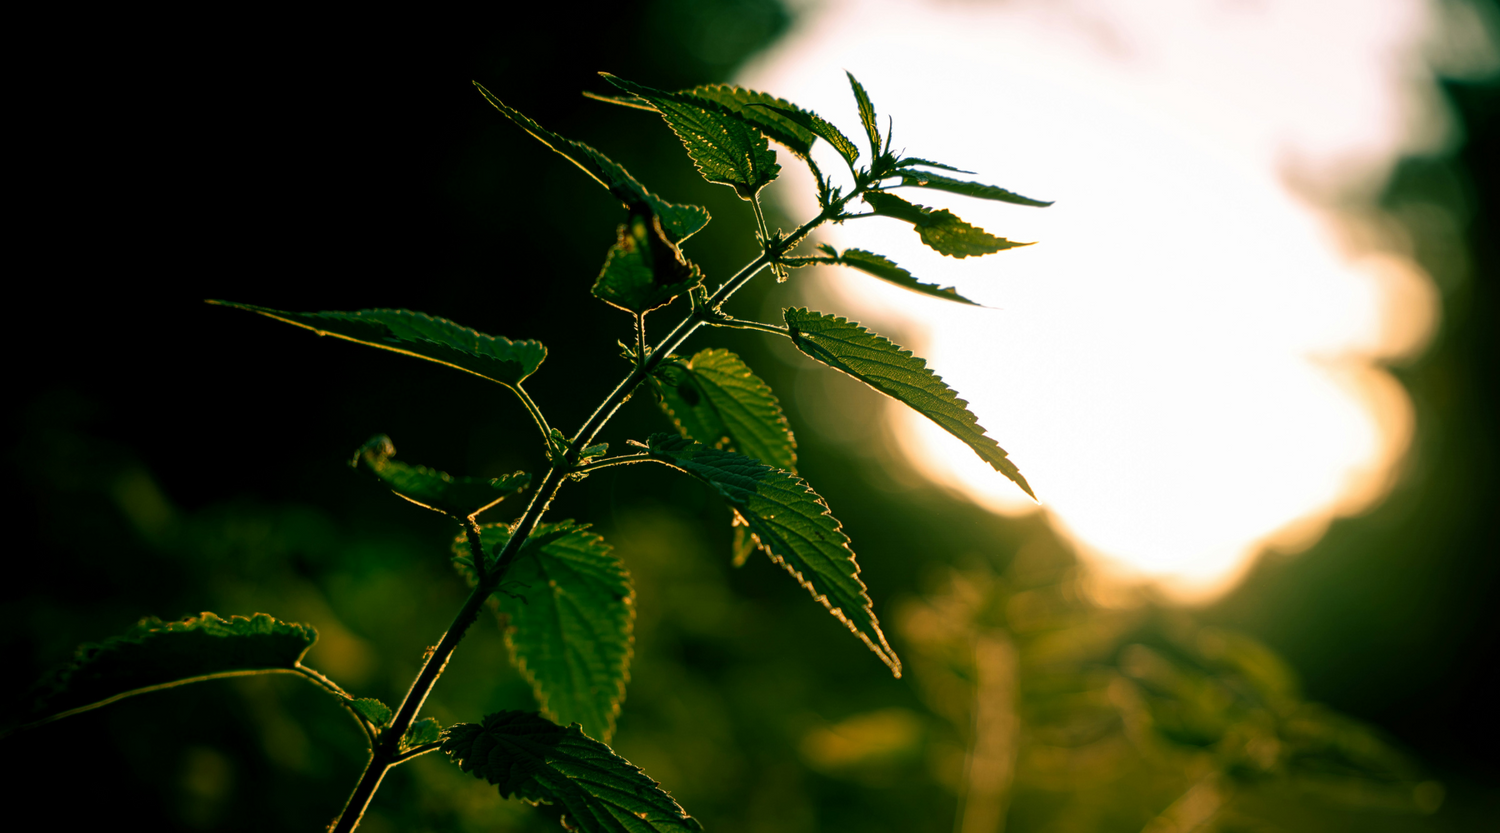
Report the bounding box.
[354,435,529,518]
[211,302,547,389]
[23,613,317,726]
[475,82,709,242]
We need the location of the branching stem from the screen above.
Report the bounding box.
[331,178,873,832]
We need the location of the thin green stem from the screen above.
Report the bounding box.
[570,452,655,475]
[513,384,552,446]
[751,197,785,281]
[634,313,647,365]
[392,742,445,765]
[704,316,789,337]
[463,518,488,584]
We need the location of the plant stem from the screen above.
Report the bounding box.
[463,518,488,583]
[570,452,655,475]
[751,197,785,282]
[513,384,552,446]
[330,183,867,831]
[705,316,789,336]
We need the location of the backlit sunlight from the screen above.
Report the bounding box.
[741,0,1493,600]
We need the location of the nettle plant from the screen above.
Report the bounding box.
[18,73,1049,830]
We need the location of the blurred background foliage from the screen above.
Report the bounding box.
[4,1,1495,830]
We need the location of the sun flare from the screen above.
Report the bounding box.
[739,0,1472,600]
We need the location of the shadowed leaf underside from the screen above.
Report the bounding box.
[24,612,316,726]
[455,522,633,743]
[593,215,703,315]
[644,434,899,676]
[443,710,702,832]
[475,82,709,243]
[213,302,546,389]
[783,308,1034,499]
[650,348,797,472]
[355,435,530,517]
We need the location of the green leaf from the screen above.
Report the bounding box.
[354,435,530,517]
[211,302,546,389]
[649,348,797,472]
[602,74,781,200]
[846,71,883,157]
[475,82,709,243]
[23,612,316,726]
[817,245,980,306]
[443,710,702,832]
[895,157,973,173]
[455,522,634,743]
[351,697,393,728]
[898,170,1052,207]
[783,308,1034,499]
[680,85,817,158]
[644,434,900,676]
[592,214,703,315]
[863,191,1031,258]
[745,99,861,168]
[402,717,442,750]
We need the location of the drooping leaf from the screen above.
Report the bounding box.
[816,245,980,306]
[899,170,1052,207]
[23,612,317,726]
[443,710,702,832]
[783,308,1034,499]
[351,697,393,728]
[846,71,883,157]
[354,435,530,518]
[863,191,1031,258]
[401,717,443,751]
[895,157,973,173]
[649,349,797,472]
[602,74,781,200]
[475,82,709,242]
[454,522,633,743]
[592,214,702,315]
[211,302,546,389]
[644,434,900,676]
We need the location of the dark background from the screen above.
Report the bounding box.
[5,2,1495,830]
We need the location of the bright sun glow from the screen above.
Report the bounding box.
[739,0,1486,600]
